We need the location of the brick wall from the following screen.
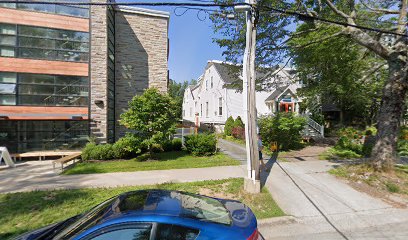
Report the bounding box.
[90,0,108,143]
[114,10,169,139]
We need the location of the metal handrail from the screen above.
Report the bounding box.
[301,114,324,137]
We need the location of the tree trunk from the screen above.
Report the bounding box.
[371,57,408,171]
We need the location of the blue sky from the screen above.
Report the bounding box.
[151,6,226,83]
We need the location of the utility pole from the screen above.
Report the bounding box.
[236,0,260,193]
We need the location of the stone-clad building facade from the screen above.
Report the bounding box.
[0,1,169,152]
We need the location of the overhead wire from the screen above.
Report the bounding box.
[0,1,406,37]
[259,5,407,38]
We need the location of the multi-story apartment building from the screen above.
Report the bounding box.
[0,1,169,153]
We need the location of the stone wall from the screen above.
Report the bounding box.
[114,9,169,139]
[89,0,108,143]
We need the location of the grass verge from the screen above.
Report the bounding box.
[329,164,408,195]
[63,151,240,175]
[319,147,362,160]
[0,178,284,239]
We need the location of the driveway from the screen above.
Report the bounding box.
[219,139,408,240]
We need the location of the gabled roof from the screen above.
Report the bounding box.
[208,61,295,86]
[211,61,239,84]
[265,85,292,102]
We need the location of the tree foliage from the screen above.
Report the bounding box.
[224,116,235,136]
[212,0,407,170]
[120,88,177,155]
[168,79,190,119]
[289,24,386,125]
[258,113,306,151]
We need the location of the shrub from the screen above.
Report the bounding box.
[337,127,363,141]
[161,140,173,152]
[151,143,163,153]
[231,126,245,140]
[172,138,183,151]
[398,140,408,156]
[234,116,245,128]
[82,143,115,161]
[258,113,306,151]
[112,134,142,159]
[81,143,96,161]
[400,126,408,140]
[119,88,177,156]
[385,182,400,193]
[335,136,363,154]
[224,116,235,136]
[334,127,365,157]
[184,133,217,156]
[329,148,362,159]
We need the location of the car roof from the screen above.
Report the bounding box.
[98,190,232,225]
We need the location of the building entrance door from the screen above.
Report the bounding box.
[280,103,294,112]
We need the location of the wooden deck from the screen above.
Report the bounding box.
[11,150,82,161]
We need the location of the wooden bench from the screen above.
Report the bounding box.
[53,153,82,170]
[11,151,81,161]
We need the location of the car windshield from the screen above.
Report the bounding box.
[146,190,232,225]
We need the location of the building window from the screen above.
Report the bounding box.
[0,23,89,62]
[211,77,213,88]
[0,72,88,106]
[200,104,203,116]
[190,107,192,117]
[0,120,89,153]
[0,0,90,18]
[218,97,223,116]
[206,80,208,90]
[206,102,209,117]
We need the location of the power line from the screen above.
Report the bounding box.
[0,1,246,8]
[259,5,407,38]
[1,1,406,37]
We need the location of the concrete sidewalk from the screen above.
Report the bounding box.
[0,161,245,193]
[219,139,408,240]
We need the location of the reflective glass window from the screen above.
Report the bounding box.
[19,74,54,84]
[19,48,57,60]
[0,24,16,35]
[0,84,16,94]
[0,95,16,105]
[0,47,15,57]
[0,36,16,46]
[0,72,17,83]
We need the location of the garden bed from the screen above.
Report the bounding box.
[63,151,239,175]
[0,178,284,239]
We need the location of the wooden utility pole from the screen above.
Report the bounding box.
[237,0,260,193]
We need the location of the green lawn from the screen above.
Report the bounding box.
[63,151,240,175]
[0,178,284,239]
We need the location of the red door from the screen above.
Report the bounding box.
[279,103,294,112]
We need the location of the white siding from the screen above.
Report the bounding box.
[182,61,302,128]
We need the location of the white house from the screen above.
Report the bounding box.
[182,60,303,131]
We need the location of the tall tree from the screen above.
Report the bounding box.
[168,79,190,119]
[212,0,407,170]
[289,24,386,125]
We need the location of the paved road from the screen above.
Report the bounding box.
[0,161,245,193]
[219,139,408,240]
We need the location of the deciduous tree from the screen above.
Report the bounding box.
[120,88,177,156]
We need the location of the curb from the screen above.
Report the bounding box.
[257,216,298,226]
